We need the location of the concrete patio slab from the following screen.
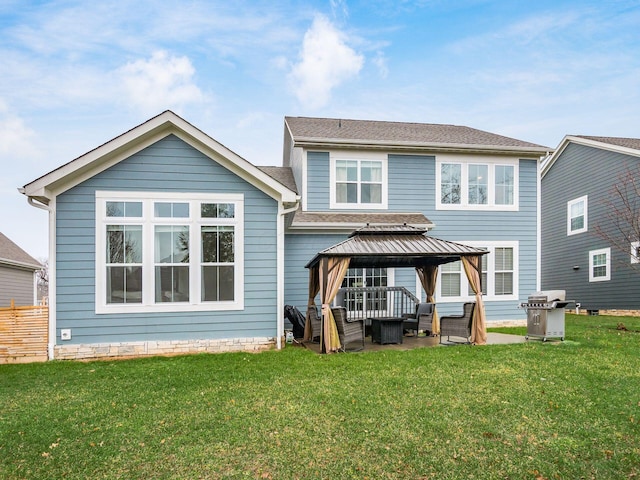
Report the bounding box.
[299,331,527,353]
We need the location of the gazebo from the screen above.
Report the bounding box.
[304,225,489,353]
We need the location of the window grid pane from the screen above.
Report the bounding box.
[154,225,189,303]
[106,224,143,304]
[201,225,235,302]
[335,159,383,205]
[106,201,142,217]
[441,261,461,297]
[569,199,586,232]
[441,163,461,204]
[495,165,514,205]
[107,266,142,304]
[468,164,488,205]
[154,202,190,218]
[494,248,514,295]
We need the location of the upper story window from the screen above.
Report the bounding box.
[589,247,610,282]
[567,195,588,235]
[330,152,388,209]
[96,191,244,314]
[436,157,518,211]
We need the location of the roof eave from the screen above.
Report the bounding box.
[22,111,299,204]
[289,221,435,232]
[292,137,550,158]
[542,135,640,178]
[0,258,42,270]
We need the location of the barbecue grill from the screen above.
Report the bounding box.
[519,290,572,341]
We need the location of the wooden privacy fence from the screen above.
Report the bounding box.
[0,300,49,364]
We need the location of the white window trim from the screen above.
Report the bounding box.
[567,195,588,235]
[589,247,611,282]
[435,155,519,211]
[95,191,244,314]
[329,150,388,210]
[631,241,639,264]
[435,241,519,302]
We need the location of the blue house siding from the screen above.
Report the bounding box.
[542,143,640,310]
[306,152,330,211]
[388,154,434,211]
[305,152,435,212]
[288,154,537,321]
[55,135,279,345]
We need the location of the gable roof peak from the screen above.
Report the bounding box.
[21,111,299,205]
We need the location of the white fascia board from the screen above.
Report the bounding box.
[22,111,298,205]
[293,138,550,158]
[0,258,42,270]
[542,135,640,178]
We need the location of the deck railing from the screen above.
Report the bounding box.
[335,286,420,321]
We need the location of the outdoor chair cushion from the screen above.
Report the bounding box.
[402,302,435,336]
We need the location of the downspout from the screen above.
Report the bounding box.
[22,192,56,360]
[276,200,300,350]
[537,155,547,292]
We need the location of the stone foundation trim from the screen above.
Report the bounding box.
[487,319,527,327]
[54,337,276,360]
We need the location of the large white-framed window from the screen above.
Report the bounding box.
[589,247,610,282]
[567,195,588,235]
[330,151,388,209]
[435,155,519,211]
[436,241,518,302]
[96,191,244,314]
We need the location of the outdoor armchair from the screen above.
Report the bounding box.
[402,302,435,336]
[331,306,365,352]
[306,305,322,343]
[439,302,475,344]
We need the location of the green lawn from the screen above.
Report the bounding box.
[1,314,639,479]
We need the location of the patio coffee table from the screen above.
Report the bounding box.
[369,317,404,345]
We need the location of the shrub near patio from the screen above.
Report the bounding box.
[1,314,639,479]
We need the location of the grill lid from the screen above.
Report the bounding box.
[528,290,566,302]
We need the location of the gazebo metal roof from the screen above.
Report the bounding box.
[305,225,488,269]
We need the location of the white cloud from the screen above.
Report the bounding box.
[0,100,38,159]
[330,0,349,20]
[372,51,389,79]
[118,51,205,114]
[288,14,364,109]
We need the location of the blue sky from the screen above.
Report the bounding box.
[1,0,639,259]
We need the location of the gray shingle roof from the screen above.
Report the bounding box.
[290,211,433,228]
[286,116,550,153]
[257,166,298,194]
[574,135,640,151]
[306,225,487,268]
[0,232,41,269]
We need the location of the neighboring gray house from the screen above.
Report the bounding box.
[283,117,550,320]
[0,232,41,307]
[541,135,640,312]
[21,111,299,360]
